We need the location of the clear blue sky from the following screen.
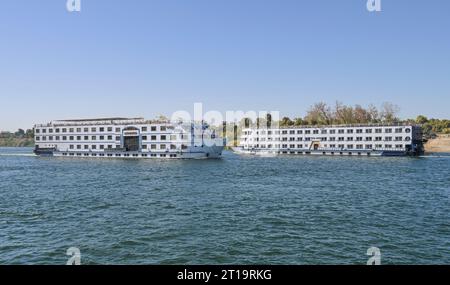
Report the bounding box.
[1,0,449,131]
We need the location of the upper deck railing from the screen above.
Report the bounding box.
[35,118,171,128]
[243,122,420,130]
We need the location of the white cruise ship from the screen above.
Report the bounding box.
[236,124,424,157]
[34,118,224,159]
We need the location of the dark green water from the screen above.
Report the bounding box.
[0,147,449,265]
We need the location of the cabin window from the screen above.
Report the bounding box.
[76,128,81,132]
[142,127,147,132]
[84,145,89,150]
[142,145,147,149]
[77,145,81,149]
[115,128,121,132]
[161,135,167,141]
[77,136,81,140]
[100,127,105,132]
[84,128,89,132]
[160,144,166,149]
[160,126,167,131]
[100,145,104,150]
[108,127,113,132]
[142,136,147,140]
[92,145,97,150]
[91,136,96,140]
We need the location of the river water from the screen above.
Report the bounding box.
[0,147,449,264]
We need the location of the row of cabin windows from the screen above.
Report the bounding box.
[35,135,179,141]
[246,136,410,142]
[67,144,188,150]
[35,126,168,134]
[62,153,177,158]
[249,144,405,149]
[245,128,410,136]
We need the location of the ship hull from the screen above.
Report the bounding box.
[34,146,224,159]
[232,147,417,157]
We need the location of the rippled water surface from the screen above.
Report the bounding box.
[0,147,449,264]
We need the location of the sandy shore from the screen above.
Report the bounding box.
[425,135,450,153]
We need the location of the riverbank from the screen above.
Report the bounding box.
[425,134,450,153]
[0,138,34,147]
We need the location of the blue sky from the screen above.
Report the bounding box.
[1,0,449,131]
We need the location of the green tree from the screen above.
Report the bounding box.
[415,115,428,124]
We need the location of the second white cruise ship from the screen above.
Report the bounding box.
[236,124,424,157]
[34,118,224,159]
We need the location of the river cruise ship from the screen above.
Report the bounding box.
[34,118,224,159]
[236,124,424,156]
